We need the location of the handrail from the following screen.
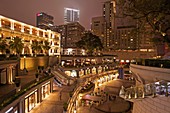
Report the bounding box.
[119,80,170,100]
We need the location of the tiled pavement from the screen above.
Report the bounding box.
[30,84,75,113]
[30,79,134,113]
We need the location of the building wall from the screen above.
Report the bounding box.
[20,56,59,71]
[56,22,85,48]
[36,12,54,30]
[133,96,170,113]
[1,78,53,113]
[0,15,60,56]
[91,16,105,47]
[103,50,156,62]
[64,8,80,23]
[130,64,170,83]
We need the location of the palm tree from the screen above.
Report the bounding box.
[9,37,24,75]
[9,37,24,57]
[0,38,8,54]
[42,40,51,55]
[31,40,42,56]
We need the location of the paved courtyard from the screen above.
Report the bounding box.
[29,79,134,113]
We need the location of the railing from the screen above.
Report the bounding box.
[119,80,170,100]
[132,59,170,68]
[67,84,82,113]
[0,54,18,61]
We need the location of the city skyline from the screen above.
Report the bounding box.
[0,0,107,29]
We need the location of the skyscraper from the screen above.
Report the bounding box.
[91,16,106,47]
[56,22,85,48]
[103,0,115,48]
[36,12,54,30]
[64,8,80,23]
[103,0,138,50]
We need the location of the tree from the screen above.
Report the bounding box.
[9,37,24,75]
[75,32,103,55]
[31,40,42,56]
[117,0,170,45]
[9,37,24,56]
[42,40,51,55]
[0,38,8,54]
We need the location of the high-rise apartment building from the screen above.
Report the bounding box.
[64,8,80,23]
[36,12,54,30]
[102,0,139,50]
[55,22,85,48]
[91,16,106,47]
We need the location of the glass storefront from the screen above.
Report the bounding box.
[5,105,19,113]
[41,82,51,100]
[25,89,38,113]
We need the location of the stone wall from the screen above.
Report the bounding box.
[130,64,170,83]
[20,56,58,71]
[133,96,170,113]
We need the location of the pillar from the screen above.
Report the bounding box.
[76,70,79,78]
[29,27,32,34]
[37,30,39,36]
[96,66,98,74]
[10,21,14,30]
[90,67,92,74]
[50,79,53,93]
[19,98,25,113]
[7,66,13,84]
[43,31,45,37]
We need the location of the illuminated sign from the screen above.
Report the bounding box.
[37,13,43,16]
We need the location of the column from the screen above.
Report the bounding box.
[21,24,24,32]
[29,27,32,34]
[96,66,98,74]
[7,66,13,84]
[43,31,45,37]
[38,86,42,103]
[76,70,79,78]
[90,67,92,74]
[50,79,53,93]
[29,40,33,55]
[10,21,14,30]
[19,98,25,113]
[37,30,39,36]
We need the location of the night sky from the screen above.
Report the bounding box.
[0,0,107,29]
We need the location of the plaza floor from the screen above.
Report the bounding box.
[30,79,134,113]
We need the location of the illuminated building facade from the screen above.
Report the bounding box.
[103,0,115,48]
[36,12,54,30]
[56,22,85,48]
[0,15,60,56]
[91,16,106,47]
[64,8,80,23]
[1,79,53,113]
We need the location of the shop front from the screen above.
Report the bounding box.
[41,81,51,100]
[25,89,38,113]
